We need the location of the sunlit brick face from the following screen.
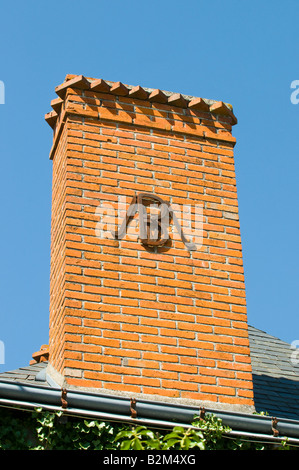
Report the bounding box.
[46,75,254,410]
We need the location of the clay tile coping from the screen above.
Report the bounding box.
[110,81,129,96]
[46,75,238,129]
[45,111,58,129]
[55,75,90,98]
[167,93,188,108]
[90,78,111,93]
[51,97,64,113]
[188,97,210,112]
[31,345,49,364]
[210,101,238,125]
[129,85,149,100]
[148,89,168,103]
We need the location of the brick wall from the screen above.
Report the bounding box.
[45,75,254,410]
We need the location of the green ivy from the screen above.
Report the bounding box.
[0,406,294,450]
[0,408,33,450]
[32,408,123,450]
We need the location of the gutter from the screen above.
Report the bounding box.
[1,379,299,446]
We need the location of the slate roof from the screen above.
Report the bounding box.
[0,361,53,387]
[0,326,299,421]
[249,325,299,420]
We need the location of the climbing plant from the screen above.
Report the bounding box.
[0,406,293,450]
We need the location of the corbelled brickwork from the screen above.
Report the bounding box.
[45,74,254,410]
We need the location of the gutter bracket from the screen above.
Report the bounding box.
[199,407,206,420]
[130,398,137,419]
[272,417,279,437]
[61,388,68,409]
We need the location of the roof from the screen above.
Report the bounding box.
[0,361,55,387]
[1,325,299,421]
[249,325,299,420]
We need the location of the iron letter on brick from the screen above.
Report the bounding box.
[114,192,196,251]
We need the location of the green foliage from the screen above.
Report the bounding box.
[191,413,231,449]
[0,408,34,450]
[0,406,295,450]
[32,408,122,450]
[162,426,205,450]
[115,425,160,450]
[114,423,206,450]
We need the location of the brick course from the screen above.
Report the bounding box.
[46,75,254,410]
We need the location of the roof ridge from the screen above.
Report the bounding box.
[248,325,293,346]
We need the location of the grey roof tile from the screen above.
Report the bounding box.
[248,325,299,420]
[0,362,51,387]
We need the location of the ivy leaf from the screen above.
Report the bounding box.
[120,440,132,450]
[163,431,181,440]
[164,438,179,449]
[115,429,135,441]
[95,422,106,430]
[84,420,96,428]
[132,438,143,450]
[184,437,191,449]
[190,440,205,450]
[79,442,91,450]
[138,429,156,439]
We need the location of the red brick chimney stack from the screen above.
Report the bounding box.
[45,74,254,412]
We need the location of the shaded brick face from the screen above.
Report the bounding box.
[47,76,254,408]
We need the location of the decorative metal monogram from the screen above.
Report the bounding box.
[114,192,196,251]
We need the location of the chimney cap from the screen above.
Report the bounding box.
[55,75,90,98]
[30,345,49,365]
[46,74,238,127]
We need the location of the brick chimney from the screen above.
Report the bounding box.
[45,74,254,412]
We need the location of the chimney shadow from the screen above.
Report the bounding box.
[252,373,299,421]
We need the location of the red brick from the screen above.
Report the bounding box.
[47,76,254,409]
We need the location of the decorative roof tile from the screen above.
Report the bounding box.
[45,74,238,132]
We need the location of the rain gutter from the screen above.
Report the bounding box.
[1,379,299,446]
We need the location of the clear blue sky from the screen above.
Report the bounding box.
[0,0,298,373]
